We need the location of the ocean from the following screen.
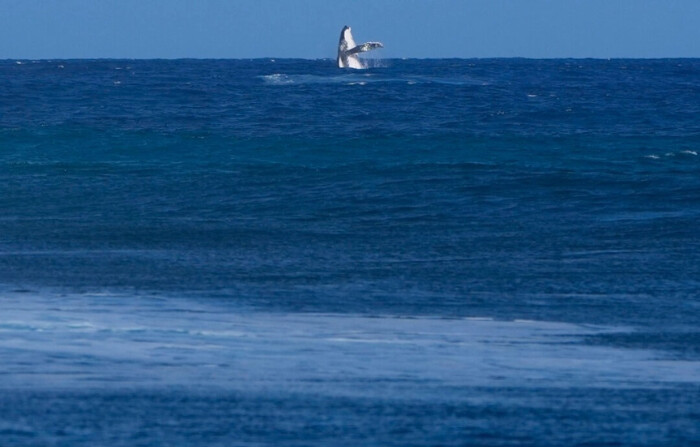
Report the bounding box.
[1,58,699,446]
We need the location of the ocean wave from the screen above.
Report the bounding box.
[645,149,699,159]
[258,72,486,86]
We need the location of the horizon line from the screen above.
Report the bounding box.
[4,56,700,62]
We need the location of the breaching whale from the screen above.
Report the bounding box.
[337,26,383,69]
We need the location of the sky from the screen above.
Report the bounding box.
[1,0,699,59]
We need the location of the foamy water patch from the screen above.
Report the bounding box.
[259,73,296,85]
[1,292,697,396]
[645,149,699,160]
[259,73,380,86]
[259,73,487,87]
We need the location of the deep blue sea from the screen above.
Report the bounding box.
[1,58,699,446]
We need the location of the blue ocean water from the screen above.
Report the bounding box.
[1,59,699,446]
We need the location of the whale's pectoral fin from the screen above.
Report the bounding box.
[346,42,384,55]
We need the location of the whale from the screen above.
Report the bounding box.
[337,26,383,69]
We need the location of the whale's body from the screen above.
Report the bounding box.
[337,26,383,69]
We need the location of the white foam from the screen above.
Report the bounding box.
[258,73,486,87]
[259,73,295,85]
[1,293,697,396]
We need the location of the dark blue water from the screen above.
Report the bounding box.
[1,59,699,446]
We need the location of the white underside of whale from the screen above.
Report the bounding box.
[337,26,383,69]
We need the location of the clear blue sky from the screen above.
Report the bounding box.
[1,0,698,59]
